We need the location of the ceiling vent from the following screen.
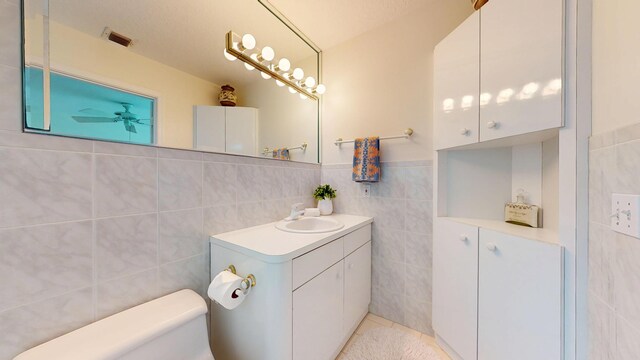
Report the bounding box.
[101,27,133,48]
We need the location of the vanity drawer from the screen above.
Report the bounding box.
[343,225,372,256]
[293,238,344,290]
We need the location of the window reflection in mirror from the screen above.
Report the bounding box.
[22,0,320,163]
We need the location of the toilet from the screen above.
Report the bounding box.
[14,290,214,360]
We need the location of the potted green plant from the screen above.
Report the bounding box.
[313,184,337,215]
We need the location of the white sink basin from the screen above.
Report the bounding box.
[275,217,345,234]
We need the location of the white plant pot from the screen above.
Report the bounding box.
[318,199,333,215]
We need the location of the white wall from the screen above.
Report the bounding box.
[320,1,473,164]
[592,0,640,135]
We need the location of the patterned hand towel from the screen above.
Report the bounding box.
[352,137,381,182]
[272,148,290,160]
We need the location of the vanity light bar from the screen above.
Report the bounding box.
[225,31,320,100]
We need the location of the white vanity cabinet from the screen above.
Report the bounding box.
[434,12,480,150]
[433,218,563,360]
[479,0,563,142]
[210,215,372,360]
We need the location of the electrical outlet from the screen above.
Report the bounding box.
[361,184,371,198]
[611,193,640,238]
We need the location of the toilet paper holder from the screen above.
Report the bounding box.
[225,264,257,289]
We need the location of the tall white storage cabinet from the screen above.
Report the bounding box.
[434,12,480,150]
[193,106,258,156]
[480,0,564,141]
[432,0,589,359]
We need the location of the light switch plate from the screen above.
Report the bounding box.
[611,193,640,238]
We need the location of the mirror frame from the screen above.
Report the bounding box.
[20,0,323,164]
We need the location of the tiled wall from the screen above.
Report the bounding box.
[322,161,434,334]
[0,2,319,357]
[589,123,640,359]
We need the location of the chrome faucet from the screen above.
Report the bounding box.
[284,203,305,221]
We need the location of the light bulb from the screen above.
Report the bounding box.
[315,84,326,95]
[292,68,304,81]
[260,72,271,79]
[299,94,308,100]
[275,80,285,87]
[244,54,258,71]
[277,58,291,72]
[241,34,256,50]
[497,88,514,104]
[261,46,275,62]
[223,49,236,61]
[288,87,297,94]
[304,77,316,88]
[283,72,290,80]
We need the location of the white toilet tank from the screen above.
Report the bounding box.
[14,289,214,360]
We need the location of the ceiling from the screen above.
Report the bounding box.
[266,0,441,50]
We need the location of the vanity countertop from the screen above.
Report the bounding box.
[210,214,373,263]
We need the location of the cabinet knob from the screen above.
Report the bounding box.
[459,235,468,242]
[487,121,498,129]
[486,243,498,252]
[460,128,470,136]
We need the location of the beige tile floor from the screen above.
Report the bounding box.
[336,313,451,360]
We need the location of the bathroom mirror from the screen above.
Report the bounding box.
[22,0,320,163]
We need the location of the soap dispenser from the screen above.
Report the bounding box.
[504,189,541,228]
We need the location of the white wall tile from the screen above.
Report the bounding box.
[159,254,208,298]
[159,208,204,263]
[95,155,158,217]
[97,269,158,319]
[203,162,237,206]
[0,64,21,131]
[96,214,158,281]
[0,148,92,228]
[0,287,93,360]
[0,221,92,312]
[159,159,202,211]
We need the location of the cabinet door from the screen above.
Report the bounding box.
[293,261,344,360]
[193,106,225,152]
[478,229,563,360]
[479,0,563,141]
[344,242,371,334]
[434,12,480,150]
[433,218,478,360]
[225,107,258,156]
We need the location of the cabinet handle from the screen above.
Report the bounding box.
[460,128,470,136]
[459,235,468,242]
[486,243,498,252]
[487,121,498,129]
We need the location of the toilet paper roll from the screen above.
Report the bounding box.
[207,270,247,310]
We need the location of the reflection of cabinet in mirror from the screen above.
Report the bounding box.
[193,106,258,156]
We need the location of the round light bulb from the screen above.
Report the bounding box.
[315,84,326,95]
[261,46,275,62]
[260,72,271,80]
[288,87,297,94]
[304,77,316,88]
[241,34,256,50]
[244,54,258,71]
[275,80,285,87]
[299,94,308,100]
[223,49,236,62]
[278,58,291,72]
[292,68,304,81]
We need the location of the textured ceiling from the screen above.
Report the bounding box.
[266,0,442,49]
[33,0,318,86]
